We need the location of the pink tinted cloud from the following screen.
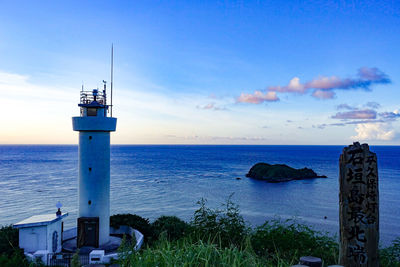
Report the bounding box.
[237,67,390,104]
[312,89,336,99]
[332,109,377,119]
[197,103,226,111]
[358,67,390,82]
[237,91,279,104]
[268,67,390,100]
[268,77,306,93]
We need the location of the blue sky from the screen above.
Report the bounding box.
[0,0,399,144]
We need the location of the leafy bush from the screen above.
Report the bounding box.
[111,214,154,243]
[0,225,32,267]
[151,215,189,242]
[0,249,45,267]
[380,237,400,267]
[0,250,27,267]
[251,219,338,265]
[190,196,249,249]
[0,225,19,257]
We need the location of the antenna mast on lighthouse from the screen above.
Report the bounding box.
[110,44,114,117]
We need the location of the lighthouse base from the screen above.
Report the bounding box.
[62,226,144,254]
[63,235,122,254]
[77,217,101,248]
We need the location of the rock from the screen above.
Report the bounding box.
[235,177,241,180]
[299,256,322,267]
[246,163,327,183]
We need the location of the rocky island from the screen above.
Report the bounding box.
[246,163,327,183]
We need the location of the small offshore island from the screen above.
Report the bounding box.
[246,163,327,183]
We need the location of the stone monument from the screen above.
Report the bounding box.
[339,142,379,266]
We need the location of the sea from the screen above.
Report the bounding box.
[0,145,398,246]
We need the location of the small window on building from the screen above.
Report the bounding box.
[89,167,92,171]
[88,200,92,205]
[87,108,97,116]
[89,136,92,140]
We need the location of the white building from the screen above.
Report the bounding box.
[14,213,68,263]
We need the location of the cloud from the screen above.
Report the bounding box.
[314,103,399,141]
[336,102,381,111]
[337,103,357,110]
[268,77,306,93]
[358,67,390,83]
[365,101,381,109]
[314,119,386,129]
[332,109,377,119]
[306,76,354,90]
[196,102,226,111]
[312,89,336,99]
[236,91,279,104]
[265,67,391,101]
[379,110,400,119]
[237,67,390,104]
[351,123,395,141]
[312,124,327,129]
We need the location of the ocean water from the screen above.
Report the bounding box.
[0,145,398,246]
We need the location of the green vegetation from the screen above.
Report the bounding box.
[115,198,400,267]
[111,213,153,243]
[380,237,400,267]
[116,197,339,266]
[152,215,189,242]
[118,237,271,267]
[1,199,400,266]
[0,226,45,267]
[70,249,80,267]
[246,162,326,182]
[251,219,338,264]
[0,225,29,267]
[190,197,249,249]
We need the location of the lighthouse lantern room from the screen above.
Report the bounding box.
[72,84,117,248]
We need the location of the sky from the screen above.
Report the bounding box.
[0,0,399,145]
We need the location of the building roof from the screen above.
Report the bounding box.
[13,213,68,228]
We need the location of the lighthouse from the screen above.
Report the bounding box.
[72,84,116,247]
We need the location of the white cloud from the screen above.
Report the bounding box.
[236,90,279,104]
[269,77,306,93]
[351,123,395,141]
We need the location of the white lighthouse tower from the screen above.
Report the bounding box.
[72,83,116,248]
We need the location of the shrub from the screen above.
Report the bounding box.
[111,214,154,243]
[0,225,19,257]
[380,237,400,267]
[251,219,338,266]
[151,216,189,242]
[191,196,249,249]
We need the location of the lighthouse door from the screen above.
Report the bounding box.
[77,217,99,248]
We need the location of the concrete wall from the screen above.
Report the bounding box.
[19,226,47,253]
[46,220,62,253]
[19,221,63,253]
[78,131,111,245]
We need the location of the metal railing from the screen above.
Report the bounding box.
[80,90,107,105]
[47,253,89,267]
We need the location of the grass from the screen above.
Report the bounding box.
[113,197,400,267]
[117,236,290,267]
[1,197,399,266]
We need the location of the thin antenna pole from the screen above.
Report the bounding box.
[110,44,114,117]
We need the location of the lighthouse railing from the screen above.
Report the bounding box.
[80,90,107,106]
